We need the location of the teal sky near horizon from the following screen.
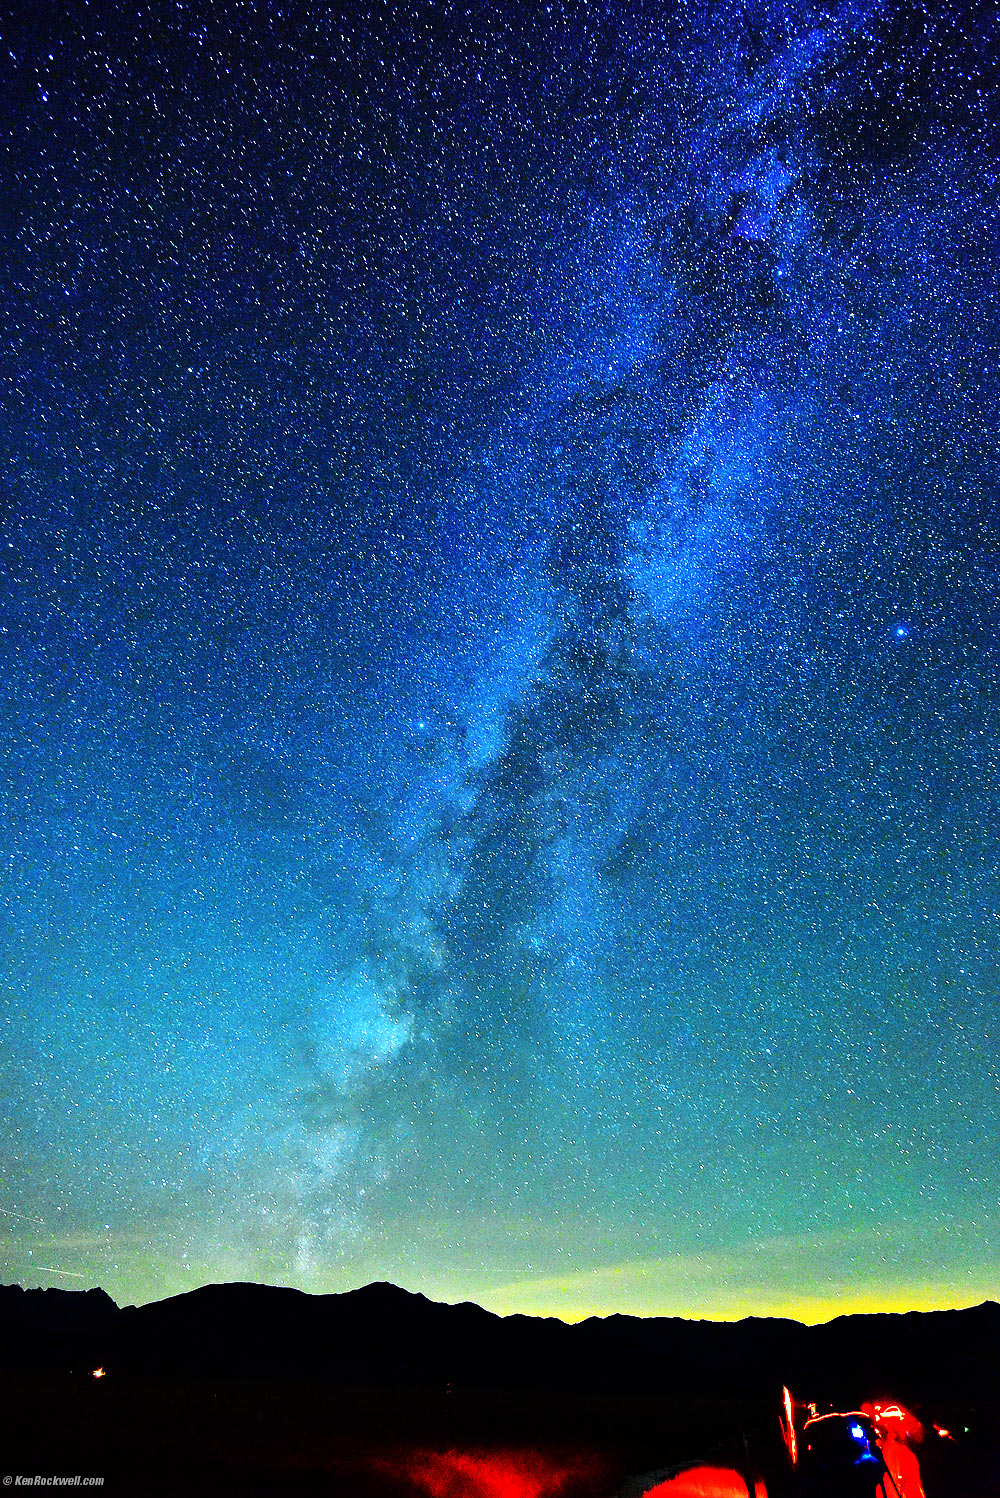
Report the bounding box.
[2,0,999,1322]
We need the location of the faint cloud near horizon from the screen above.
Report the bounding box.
[473,1222,999,1324]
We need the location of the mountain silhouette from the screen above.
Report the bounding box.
[3,1280,998,1407]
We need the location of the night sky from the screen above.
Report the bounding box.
[2,0,999,1322]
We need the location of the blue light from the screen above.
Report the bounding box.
[849,1423,866,1441]
[895,624,910,639]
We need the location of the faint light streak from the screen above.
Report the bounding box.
[0,1207,46,1226]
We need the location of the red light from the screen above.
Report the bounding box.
[387,1448,607,1498]
[780,1385,797,1466]
[643,1467,767,1498]
[862,1401,923,1443]
[861,1403,927,1498]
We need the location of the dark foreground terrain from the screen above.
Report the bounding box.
[2,1283,998,1496]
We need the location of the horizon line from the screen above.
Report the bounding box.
[4,1275,997,1330]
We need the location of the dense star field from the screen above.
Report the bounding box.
[1,0,998,1320]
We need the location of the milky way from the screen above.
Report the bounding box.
[2,0,999,1319]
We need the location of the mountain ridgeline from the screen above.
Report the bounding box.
[3,1281,998,1405]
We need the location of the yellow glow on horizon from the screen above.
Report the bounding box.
[428,1218,999,1325]
[475,1282,997,1325]
[467,1252,999,1325]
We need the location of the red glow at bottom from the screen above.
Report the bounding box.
[643,1467,767,1498]
[388,1448,607,1498]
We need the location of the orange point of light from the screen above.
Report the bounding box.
[91,1367,105,1379]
